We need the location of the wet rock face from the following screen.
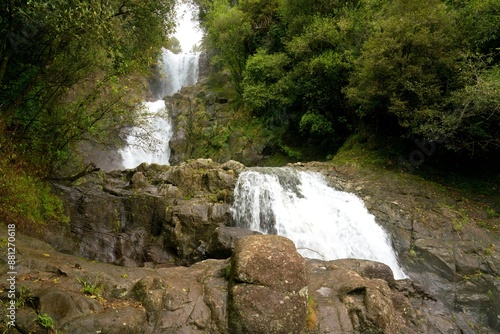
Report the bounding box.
[53,159,243,267]
[308,260,401,334]
[0,224,230,334]
[1,223,497,334]
[165,88,267,166]
[208,226,262,259]
[228,235,309,334]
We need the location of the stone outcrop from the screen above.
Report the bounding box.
[166,86,269,166]
[4,158,497,333]
[0,224,229,333]
[1,222,498,333]
[52,159,246,266]
[228,235,309,334]
[294,161,500,333]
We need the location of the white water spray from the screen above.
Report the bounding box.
[156,49,200,98]
[231,168,407,279]
[119,101,173,169]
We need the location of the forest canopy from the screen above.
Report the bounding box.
[199,0,500,162]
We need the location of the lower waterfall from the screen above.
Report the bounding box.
[119,100,173,169]
[231,167,407,279]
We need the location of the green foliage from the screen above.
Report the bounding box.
[14,285,34,309]
[456,0,500,55]
[0,0,175,175]
[347,0,459,118]
[204,0,252,94]
[442,60,500,152]
[345,0,500,157]
[37,313,54,329]
[306,294,318,331]
[197,0,500,165]
[76,277,103,297]
[299,111,333,137]
[0,157,69,226]
[280,143,303,161]
[167,37,183,54]
[209,125,231,149]
[242,50,293,116]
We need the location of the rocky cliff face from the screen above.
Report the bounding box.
[299,161,500,333]
[166,86,271,167]
[1,159,498,333]
[52,159,245,266]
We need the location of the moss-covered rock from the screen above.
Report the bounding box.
[166,86,272,166]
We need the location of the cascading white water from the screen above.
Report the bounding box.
[231,167,408,279]
[119,1,202,169]
[119,100,173,168]
[156,49,200,98]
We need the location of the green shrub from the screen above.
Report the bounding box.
[0,160,69,226]
[76,277,103,297]
[37,313,54,329]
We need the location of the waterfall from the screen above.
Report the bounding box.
[155,49,200,98]
[231,167,408,279]
[119,1,201,169]
[119,100,173,169]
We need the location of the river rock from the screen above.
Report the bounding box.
[332,258,396,286]
[414,238,457,281]
[207,226,261,259]
[64,306,147,334]
[308,260,403,334]
[228,235,308,334]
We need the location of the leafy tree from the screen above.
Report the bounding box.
[455,0,500,58]
[201,0,499,161]
[0,0,175,175]
[167,37,183,54]
[242,49,293,119]
[347,0,500,156]
[441,56,500,152]
[238,0,283,52]
[299,111,334,137]
[346,0,460,133]
[203,0,252,94]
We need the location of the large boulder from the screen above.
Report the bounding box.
[207,226,261,259]
[228,235,309,334]
[308,259,404,334]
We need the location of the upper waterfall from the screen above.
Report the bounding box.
[119,100,173,169]
[231,167,408,279]
[150,1,203,99]
[119,0,202,169]
[154,49,200,99]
